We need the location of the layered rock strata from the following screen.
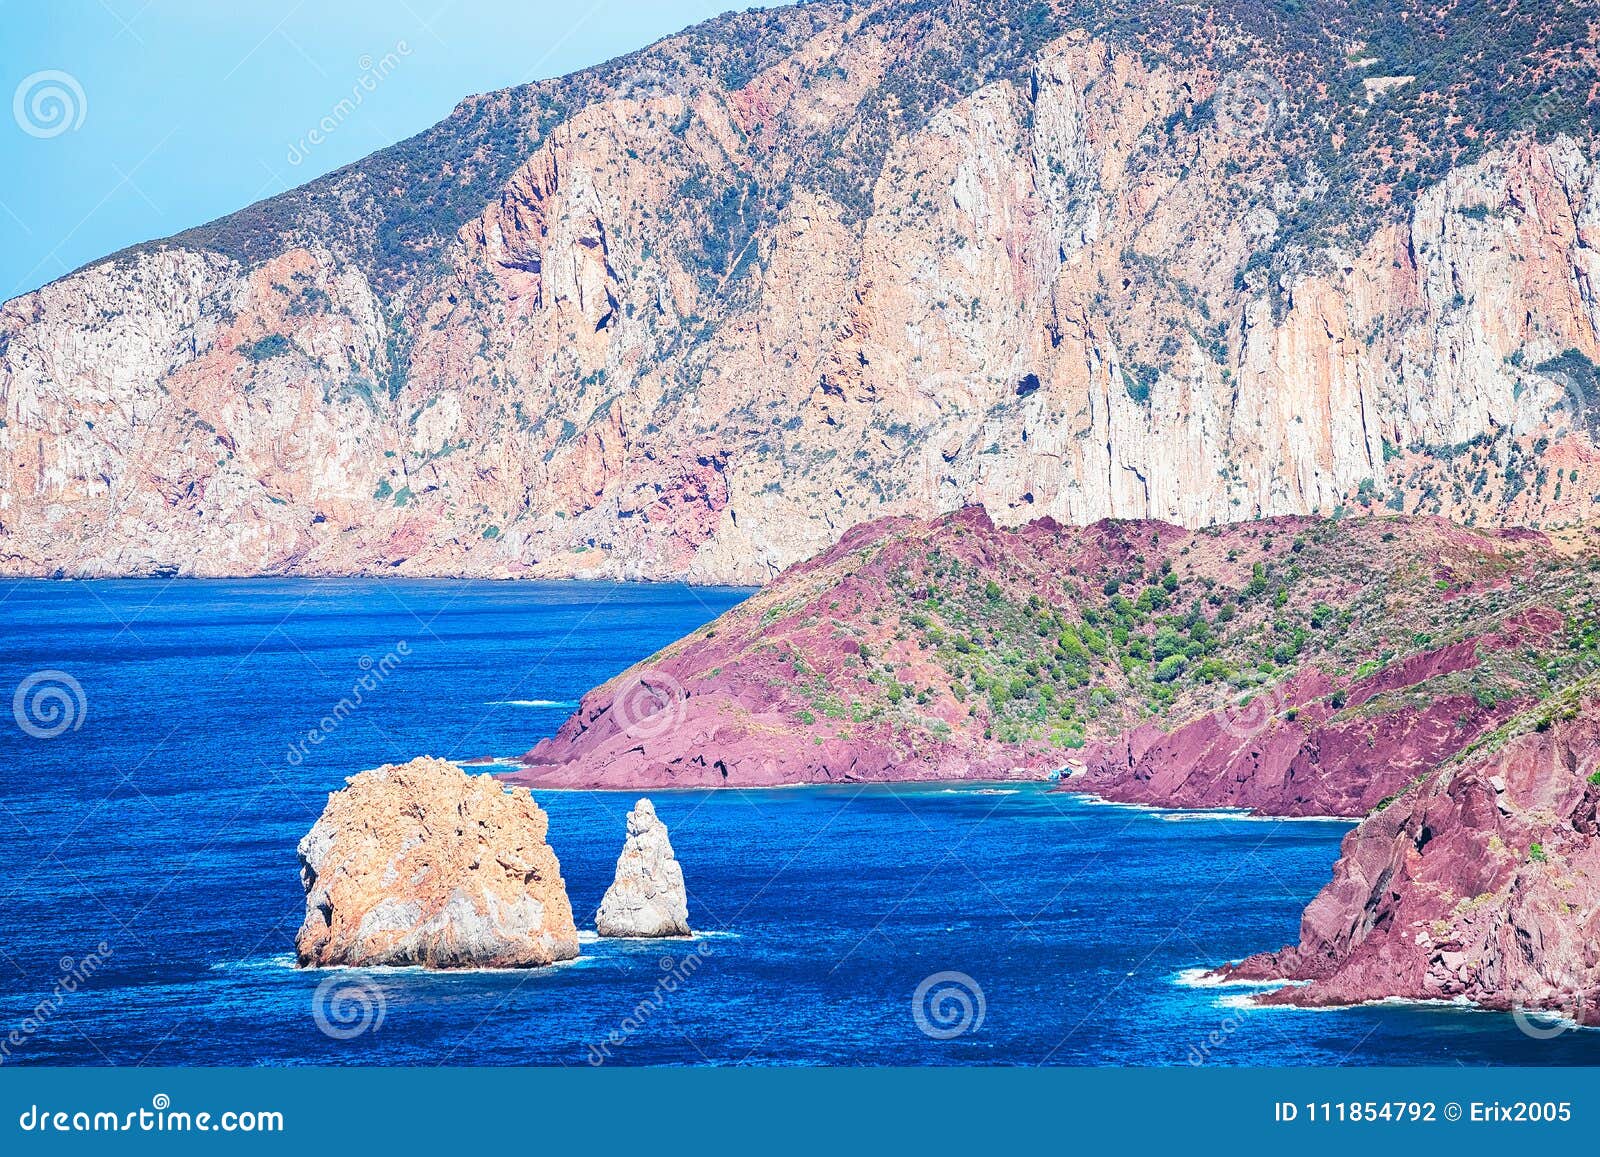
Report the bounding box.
[3,2,1597,582]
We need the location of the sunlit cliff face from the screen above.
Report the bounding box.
[3,0,1597,582]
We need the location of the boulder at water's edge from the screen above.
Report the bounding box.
[296,756,579,969]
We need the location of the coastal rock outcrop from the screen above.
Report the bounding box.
[595,799,691,938]
[1222,699,1600,1025]
[515,510,1591,817]
[295,756,579,969]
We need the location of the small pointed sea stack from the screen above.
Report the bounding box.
[595,798,691,938]
[295,756,580,969]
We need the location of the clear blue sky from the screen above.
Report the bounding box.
[0,0,772,299]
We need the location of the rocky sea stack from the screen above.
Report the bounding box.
[595,799,691,938]
[295,756,579,969]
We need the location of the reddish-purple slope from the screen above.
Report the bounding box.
[1221,699,1600,1025]
[510,509,1583,818]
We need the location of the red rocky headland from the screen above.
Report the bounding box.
[510,507,1600,1020]
[1220,696,1600,1025]
[512,509,1594,818]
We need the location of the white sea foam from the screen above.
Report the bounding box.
[486,699,574,707]
[1063,793,1166,812]
[1059,791,1357,823]
[211,952,589,975]
[1220,993,1477,1016]
[1155,810,1358,825]
[1360,994,1478,1010]
[578,928,737,944]
[1172,968,1594,1026]
[1234,992,1598,1029]
[1218,993,1264,1010]
[1172,967,1298,990]
[209,953,299,972]
[1155,809,1252,822]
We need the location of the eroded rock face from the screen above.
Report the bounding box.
[514,510,1586,817]
[1224,704,1600,1025]
[295,756,579,969]
[595,799,691,938]
[1,8,1597,583]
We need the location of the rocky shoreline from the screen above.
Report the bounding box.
[1215,696,1600,1025]
[293,508,1600,1017]
[505,509,1600,1024]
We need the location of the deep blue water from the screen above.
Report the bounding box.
[1,578,1596,1066]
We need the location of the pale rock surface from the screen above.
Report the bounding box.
[295,756,579,969]
[2,14,1597,582]
[595,798,691,938]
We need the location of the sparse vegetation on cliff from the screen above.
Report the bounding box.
[518,510,1600,816]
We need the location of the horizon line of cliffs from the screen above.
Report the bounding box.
[294,758,691,970]
[509,507,1600,1025]
[2,0,1598,586]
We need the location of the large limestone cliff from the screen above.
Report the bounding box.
[3,0,1597,581]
